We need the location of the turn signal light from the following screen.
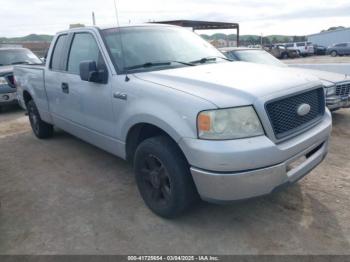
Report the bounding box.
[198,113,211,131]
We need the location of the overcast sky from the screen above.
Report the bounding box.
[1,0,350,37]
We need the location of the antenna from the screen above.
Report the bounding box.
[92,12,96,26]
[113,0,120,25]
[113,0,129,81]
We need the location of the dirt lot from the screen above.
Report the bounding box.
[0,104,349,255]
[284,55,350,64]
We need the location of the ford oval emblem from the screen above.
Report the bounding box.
[297,103,311,116]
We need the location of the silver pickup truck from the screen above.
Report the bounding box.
[14,24,332,218]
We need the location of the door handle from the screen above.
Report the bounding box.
[61,83,69,94]
[113,92,127,100]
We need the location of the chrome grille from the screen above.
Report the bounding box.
[336,82,350,97]
[266,88,325,139]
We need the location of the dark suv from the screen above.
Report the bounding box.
[327,43,350,57]
[0,47,42,111]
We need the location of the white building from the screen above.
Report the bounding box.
[308,27,350,47]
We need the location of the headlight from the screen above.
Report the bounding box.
[325,85,336,96]
[0,77,8,85]
[197,106,264,140]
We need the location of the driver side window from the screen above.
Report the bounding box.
[67,33,105,74]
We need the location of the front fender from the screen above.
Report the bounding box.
[120,101,195,143]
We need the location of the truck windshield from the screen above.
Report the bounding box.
[101,26,226,73]
[0,49,42,66]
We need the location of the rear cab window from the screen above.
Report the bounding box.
[50,34,69,71]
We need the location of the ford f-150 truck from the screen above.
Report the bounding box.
[14,25,332,218]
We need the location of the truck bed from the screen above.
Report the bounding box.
[14,64,49,113]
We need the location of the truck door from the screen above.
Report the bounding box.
[64,32,115,137]
[45,34,72,121]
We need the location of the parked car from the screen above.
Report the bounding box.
[221,47,350,111]
[313,45,327,55]
[15,25,331,218]
[285,42,314,56]
[0,47,42,111]
[263,45,298,59]
[327,43,350,57]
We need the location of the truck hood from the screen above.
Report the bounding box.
[135,61,320,108]
[0,65,13,75]
[288,67,349,86]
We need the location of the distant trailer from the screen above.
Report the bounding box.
[151,20,240,47]
[308,28,350,47]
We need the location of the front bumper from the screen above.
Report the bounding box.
[179,110,332,202]
[327,95,350,110]
[191,139,328,202]
[0,91,17,105]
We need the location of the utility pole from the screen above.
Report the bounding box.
[92,12,96,26]
[261,33,263,48]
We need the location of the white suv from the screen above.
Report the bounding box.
[285,42,314,56]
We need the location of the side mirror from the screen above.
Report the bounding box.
[79,60,108,84]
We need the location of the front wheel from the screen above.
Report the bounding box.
[330,50,338,57]
[27,100,53,139]
[134,136,199,218]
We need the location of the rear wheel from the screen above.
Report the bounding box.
[134,136,199,218]
[27,100,53,139]
[330,50,338,57]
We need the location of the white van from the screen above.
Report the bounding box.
[285,42,314,56]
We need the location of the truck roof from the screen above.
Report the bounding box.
[57,23,176,34]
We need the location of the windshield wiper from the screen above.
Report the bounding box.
[125,60,194,71]
[190,56,232,64]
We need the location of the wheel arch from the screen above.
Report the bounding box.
[124,121,187,164]
[23,90,33,106]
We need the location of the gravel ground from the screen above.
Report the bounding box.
[0,105,349,255]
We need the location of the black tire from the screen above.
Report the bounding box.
[282,52,288,59]
[134,136,199,218]
[27,100,53,139]
[330,50,338,57]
